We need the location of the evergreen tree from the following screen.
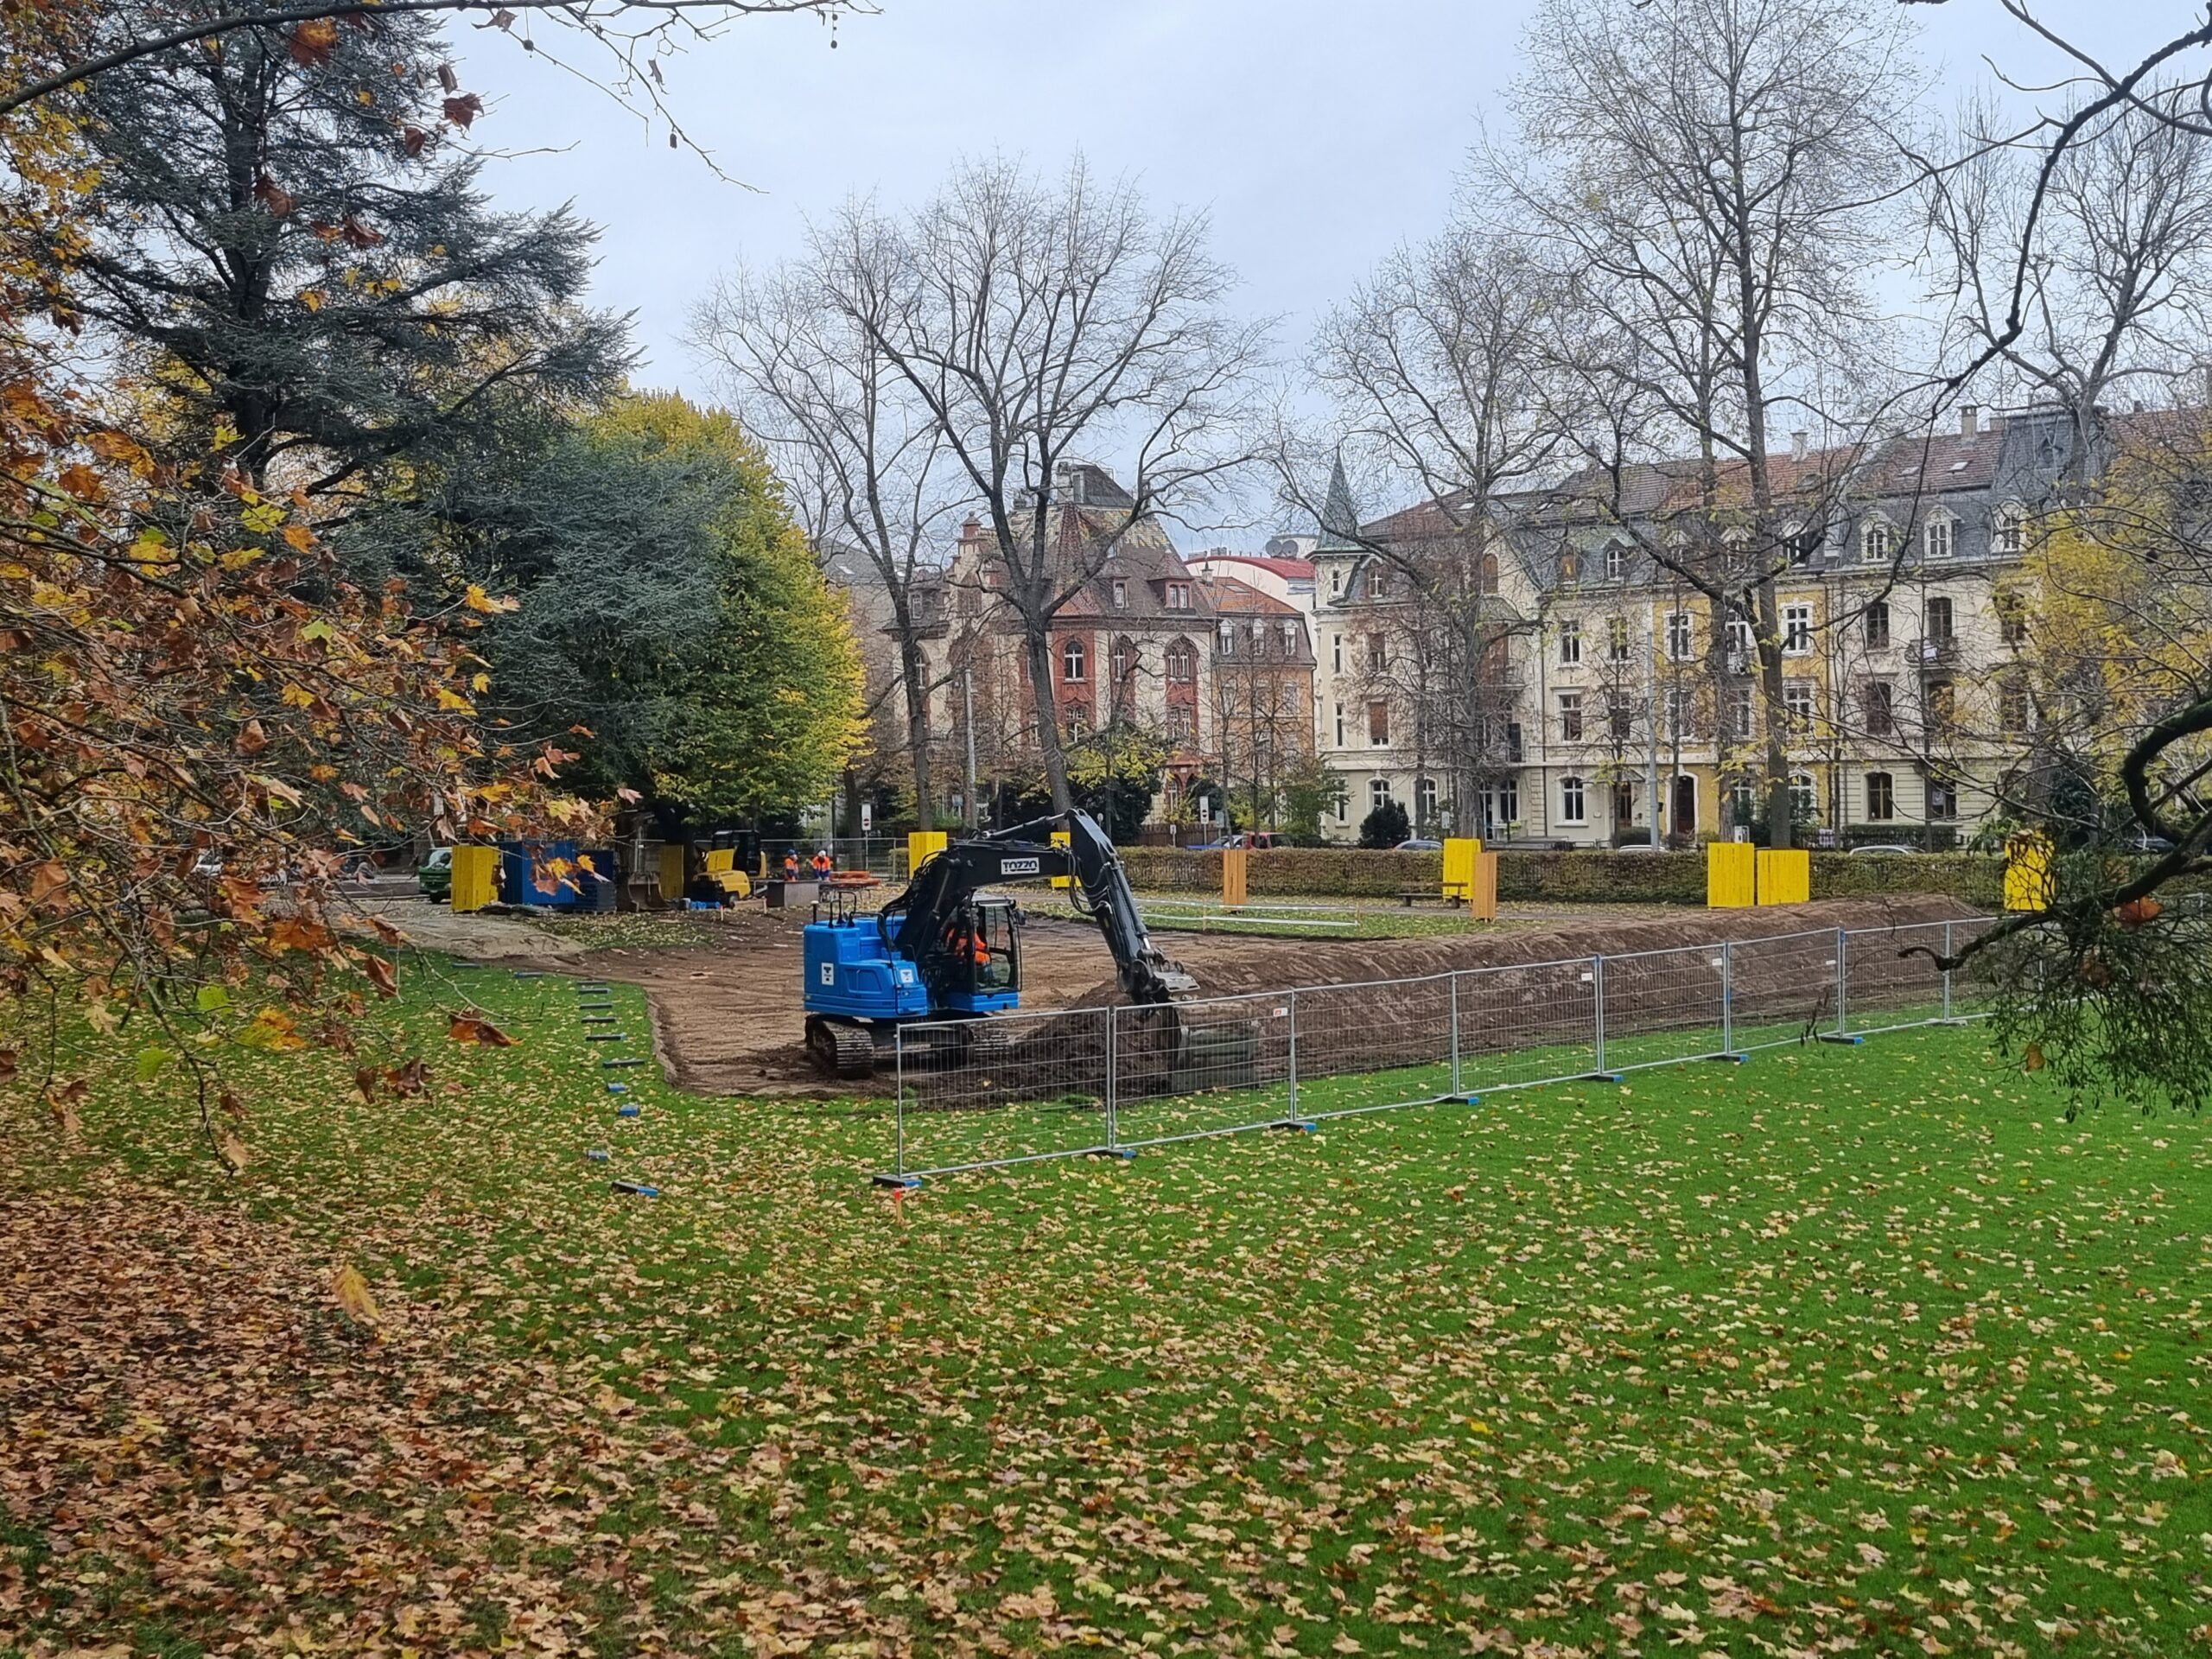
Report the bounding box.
[60,0,626,499]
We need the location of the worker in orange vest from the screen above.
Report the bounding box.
[782,849,800,882]
[810,849,833,880]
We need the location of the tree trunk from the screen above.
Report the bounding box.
[1756,584,1793,849]
[895,625,937,832]
[1022,622,1072,810]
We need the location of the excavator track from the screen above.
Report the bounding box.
[805,1015,879,1082]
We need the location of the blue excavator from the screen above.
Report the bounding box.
[803,809,1198,1079]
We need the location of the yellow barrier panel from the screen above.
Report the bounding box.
[1050,828,1072,889]
[1441,837,1481,903]
[1707,841,1757,908]
[1756,848,1810,905]
[450,845,498,913]
[2004,830,2054,912]
[907,830,948,876]
[1222,846,1249,907]
[1468,850,1499,921]
[658,842,685,903]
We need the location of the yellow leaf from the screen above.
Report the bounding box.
[300,288,324,312]
[217,1130,250,1173]
[461,583,517,614]
[332,1262,382,1327]
[435,687,476,713]
[470,671,491,693]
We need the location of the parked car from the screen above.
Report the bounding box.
[1849,843,1916,856]
[417,846,453,899]
[1611,841,1662,854]
[1394,837,1443,851]
[2120,828,2176,854]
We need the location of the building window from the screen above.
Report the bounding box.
[1330,567,1343,598]
[1614,781,1636,826]
[1367,633,1387,672]
[1991,503,2024,556]
[1728,684,1754,739]
[1783,680,1815,731]
[1608,700,1634,742]
[1478,552,1501,596]
[1166,581,1192,611]
[1864,599,1890,648]
[1336,791,1349,823]
[1664,686,1691,737]
[1608,616,1631,661]
[1558,690,1584,742]
[1665,610,1694,661]
[1783,603,1812,654]
[1865,771,1895,821]
[1061,638,1086,683]
[1417,776,1439,823]
[1368,700,1390,747]
[1482,779,1520,831]
[1558,549,1580,587]
[1279,679,1300,715]
[1333,702,1344,747]
[1926,595,1955,643]
[1167,703,1195,741]
[1281,619,1299,653]
[1559,619,1582,665]
[1112,579,1128,610]
[1166,640,1196,683]
[1064,702,1090,738]
[1506,721,1524,763]
[1997,593,2028,646]
[1728,777,1757,824]
[1860,519,1891,564]
[1788,522,1823,566]
[1217,620,1235,656]
[1725,617,1753,661]
[1332,633,1343,674]
[1789,772,1817,823]
[1927,775,1961,821]
[1605,543,1626,582]
[1367,566,1389,601]
[1560,775,1587,823]
[1370,778,1394,813]
[1925,517,1954,561]
[1999,676,2031,732]
[1861,680,1894,737]
[1111,640,1135,686]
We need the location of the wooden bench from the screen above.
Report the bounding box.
[1395,888,1465,908]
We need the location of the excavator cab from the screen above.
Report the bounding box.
[926,896,1021,1013]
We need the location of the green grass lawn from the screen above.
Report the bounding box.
[3,955,2209,1656]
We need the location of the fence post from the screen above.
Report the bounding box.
[1449,972,1463,1097]
[1287,988,1300,1116]
[1105,1005,1118,1151]
[1941,920,1954,1022]
[1834,927,1850,1037]
[1592,954,1607,1075]
[1720,938,1733,1055]
[895,1025,907,1179]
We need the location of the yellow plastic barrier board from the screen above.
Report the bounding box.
[450,845,498,913]
[1707,841,1757,908]
[1441,837,1482,902]
[1756,848,1810,906]
[658,842,686,902]
[907,830,948,876]
[1467,850,1498,921]
[2005,831,2054,912]
[1051,828,1072,889]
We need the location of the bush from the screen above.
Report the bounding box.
[1357,801,1410,849]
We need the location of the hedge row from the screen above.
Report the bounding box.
[1112,846,2005,907]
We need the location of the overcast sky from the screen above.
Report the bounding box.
[453,0,2193,537]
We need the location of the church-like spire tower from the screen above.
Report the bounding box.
[1317,450,1360,551]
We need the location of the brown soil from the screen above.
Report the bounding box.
[564,893,1980,1099]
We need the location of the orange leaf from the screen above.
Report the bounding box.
[252,173,296,216]
[288,17,339,64]
[57,462,103,501]
[364,954,397,998]
[282,522,315,552]
[447,1011,516,1046]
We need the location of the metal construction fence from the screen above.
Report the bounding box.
[876,915,1998,1185]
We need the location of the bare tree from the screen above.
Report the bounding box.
[692,254,957,828]
[1303,229,1567,829]
[813,157,1268,810]
[1490,0,1926,849]
[1927,86,2212,469]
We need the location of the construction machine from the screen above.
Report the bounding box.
[803,810,1198,1080]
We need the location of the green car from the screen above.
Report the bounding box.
[417,846,453,900]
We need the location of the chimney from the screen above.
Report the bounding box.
[1960,404,1980,442]
[1790,431,1808,462]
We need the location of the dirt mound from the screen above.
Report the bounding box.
[1070,895,1980,1006]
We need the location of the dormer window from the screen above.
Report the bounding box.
[1329,567,1342,598]
[1112,579,1128,610]
[1367,566,1389,601]
[1604,543,1626,582]
[1860,518,1891,564]
[1166,581,1192,611]
[1217,620,1235,656]
[1924,514,1954,562]
[1991,503,2024,556]
[1559,549,1580,587]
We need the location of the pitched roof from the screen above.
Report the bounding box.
[1187,552,1317,580]
[1317,452,1361,552]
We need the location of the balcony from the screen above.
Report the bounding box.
[1910,636,1961,669]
